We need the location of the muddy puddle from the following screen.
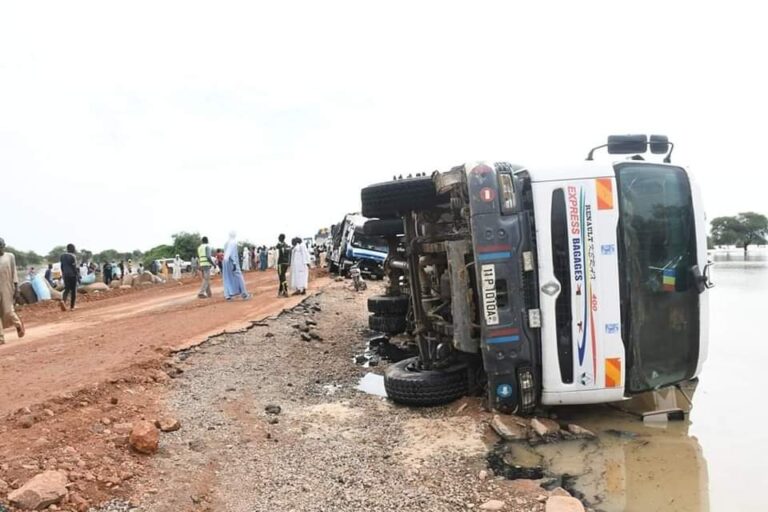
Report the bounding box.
[524,406,709,512]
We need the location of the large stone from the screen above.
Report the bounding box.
[531,418,560,438]
[129,421,160,454]
[490,415,529,441]
[545,496,585,512]
[567,424,596,439]
[8,470,68,510]
[479,500,506,510]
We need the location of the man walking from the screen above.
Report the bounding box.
[276,234,291,297]
[197,236,216,298]
[60,244,79,311]
[0,238,25,344]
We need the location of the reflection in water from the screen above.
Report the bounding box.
[547,403,708,512]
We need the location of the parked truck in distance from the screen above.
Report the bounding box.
[361,135,711,414]
[327,213,388,279]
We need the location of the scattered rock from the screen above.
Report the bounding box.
[43,408,55,417]
[545,496,585,512]
[155,417,182,433]
[19,415,35,428]
[128,421,160,454]
[188,439,206,452]
[507,479,544,493]
[0,478,9,493]
[531,417,560,438]
[69,491,89,511]
[267,417,279,425]
[479,500,505,510]
[110,397,119,405]
[549,487,572,497]
[478,470,489,481]
[300,333,312,341]
[491,415,529,441]
[8,470,68,510]
[566,424,596,439]
[309,331,322,340]
[265,404,282,415]
[305,319,317,326]
[265,332,275,338]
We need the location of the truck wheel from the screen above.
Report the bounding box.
[363,218,405,237]
[369,314,407,334]
[368,295,409,315]
[361,176,441,218]
[384,357,469,406]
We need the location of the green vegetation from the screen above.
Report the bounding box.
[710,212,768,253]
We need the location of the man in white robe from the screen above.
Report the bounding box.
[242,245,251,271]
[173,255,182,280]
[289,238,311,295]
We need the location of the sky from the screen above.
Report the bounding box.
[1,1,766,255]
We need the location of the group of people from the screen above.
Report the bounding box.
[197,233,312,301]
[1,232,316,345]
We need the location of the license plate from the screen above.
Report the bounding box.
[481,264,499,325]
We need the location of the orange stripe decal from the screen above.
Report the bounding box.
[596,178,613,210]
[605,358,621,388]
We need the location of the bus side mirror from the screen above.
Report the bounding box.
[607,134,648,154]
[649,134,670,154]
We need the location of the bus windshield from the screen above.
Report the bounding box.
[615,164,699,392]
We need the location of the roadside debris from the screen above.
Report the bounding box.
[264,404,282,415]
[155,417,181,433]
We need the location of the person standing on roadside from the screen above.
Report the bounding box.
[118,260,125,280]
[290,237,311,295]
[0,238,25,344]
[276,234,291,297]
[60,243,79,311]
[173,255,182,280]
[103,260,113,285]
[222,232,251,301]
[44,264,54,287]
[196,236,216,298]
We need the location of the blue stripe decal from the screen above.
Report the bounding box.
[487,335,520,344]
[478,251,512,261]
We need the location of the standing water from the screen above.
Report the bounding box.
[523,250,768,511]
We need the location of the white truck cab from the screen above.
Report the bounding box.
[530,142,710,405]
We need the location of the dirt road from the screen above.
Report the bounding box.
[0,271,329,416]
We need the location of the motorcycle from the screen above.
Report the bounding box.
[349,263,367,292]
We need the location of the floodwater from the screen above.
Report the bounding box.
[537,250,768,511]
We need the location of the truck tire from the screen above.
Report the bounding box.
[361,176,440,218]
[369,314,407,334]
[367,295,409,315]
[363,218,405,237]
[384,357,469,406]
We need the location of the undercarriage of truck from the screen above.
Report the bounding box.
[361,164,539,412]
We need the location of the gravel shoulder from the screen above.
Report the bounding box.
[128,280,550,512]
